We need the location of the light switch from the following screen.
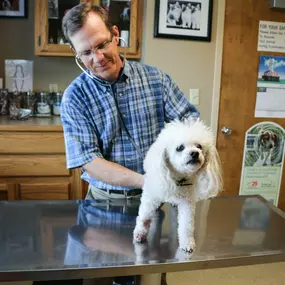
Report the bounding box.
[189,89,200,105]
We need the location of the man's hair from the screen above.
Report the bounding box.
[62,3,113,48]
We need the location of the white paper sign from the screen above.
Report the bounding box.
[258,20,285,53]
[5,60,33,93]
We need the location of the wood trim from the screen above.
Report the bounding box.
[0,132,65,154]
[0,177,71,184]
[20,183,71,200]
[136,0,143,59]
[0,155,69,177]
[7,184,20,200]
[34,0,142,59]
[124,0,138,55]
[41,0,49,52]
[34,0,43,55]
[210,0,226,143]
[0,184,7,191]
[70,168,84,199]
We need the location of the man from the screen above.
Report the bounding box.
[60,3,199,284]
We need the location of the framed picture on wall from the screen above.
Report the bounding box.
[154,0,213,42]
[0,0,27,18]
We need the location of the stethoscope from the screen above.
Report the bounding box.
[74,36,127,85]
[74,36,145,159]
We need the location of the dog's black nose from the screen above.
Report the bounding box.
[190,151,199,160]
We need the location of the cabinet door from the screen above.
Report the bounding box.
[94,0,142,58]
[19,182,71,200]
[0,184,8,200]
[6,180,71,200]
[35,0,83,57]
[34,0,142,58]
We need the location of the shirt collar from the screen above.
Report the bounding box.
[86,56,130,93]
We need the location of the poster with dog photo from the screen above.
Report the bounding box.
[239,122,285,206]
[154,0,213,41]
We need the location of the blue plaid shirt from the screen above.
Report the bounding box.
[61,60,199,191]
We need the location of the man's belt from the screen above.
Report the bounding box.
[100,188,142,197]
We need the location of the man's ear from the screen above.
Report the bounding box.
[112,25,120,39]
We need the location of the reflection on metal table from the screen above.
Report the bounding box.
[0,195,285,284]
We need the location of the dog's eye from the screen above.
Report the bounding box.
[176,144,185,152]
[196,144,202,149]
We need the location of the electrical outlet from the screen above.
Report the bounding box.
[189,89,200,105]
[49,84,58,93]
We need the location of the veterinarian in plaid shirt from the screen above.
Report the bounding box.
[61,3,199,201]
[60,3,199,285]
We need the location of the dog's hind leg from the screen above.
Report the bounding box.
[133,195,162,244]
[177,201,196,253]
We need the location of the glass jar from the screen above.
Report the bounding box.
[24,91,36,116]
[37,92,51,117]
[53,92,62,116]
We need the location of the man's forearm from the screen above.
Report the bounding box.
[83,158,144,189]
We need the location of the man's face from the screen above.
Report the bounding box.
[70,12,122,82]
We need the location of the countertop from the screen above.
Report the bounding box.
[0,115,63,131]
[0,195,285,282]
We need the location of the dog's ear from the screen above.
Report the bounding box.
[144,138,168,176]
[195,145,223,201]
[143,133,176,190]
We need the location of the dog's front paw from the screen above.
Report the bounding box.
[133,232,147,243]
[133,225,148,244]
[180,237,196,253]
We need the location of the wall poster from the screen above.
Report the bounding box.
[255,55,285,118]
[239,122,285,206]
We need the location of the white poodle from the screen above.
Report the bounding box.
[133,119,222,253]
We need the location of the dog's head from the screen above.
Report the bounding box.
[258,129,278,149]
[163,119,212,175]
[144,118,222,196]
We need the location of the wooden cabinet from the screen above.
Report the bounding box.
[34,0,143,59]
[0,116,84,200]
[0,184,8,200]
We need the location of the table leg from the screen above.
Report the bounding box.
[140,273,162,285]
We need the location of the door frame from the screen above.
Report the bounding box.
[210,0,226,143]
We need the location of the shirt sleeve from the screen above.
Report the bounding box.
[162,73,200,122]
[60,101,103,169]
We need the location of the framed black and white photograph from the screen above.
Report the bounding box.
[0,0,27,18]
[154,0,213,41]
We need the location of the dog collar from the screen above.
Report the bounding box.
[176,177,193,187]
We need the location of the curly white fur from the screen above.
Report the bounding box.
[133,118,222,253]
